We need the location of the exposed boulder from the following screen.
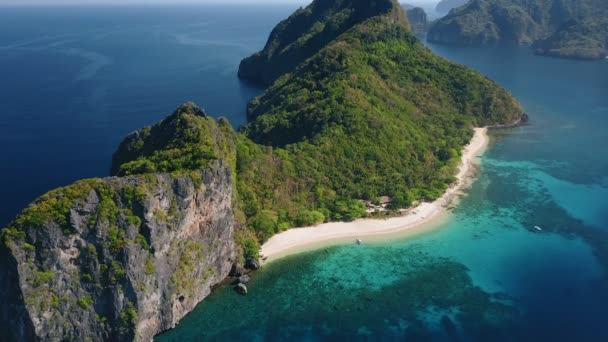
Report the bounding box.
[238,275,251,284]
[245,258,261,270]
[229,262,245,277]
[234,283,248,295]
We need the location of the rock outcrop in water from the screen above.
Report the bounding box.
[428,0,608,60]
[0,104,240,341]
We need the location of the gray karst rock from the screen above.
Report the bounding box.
[0,103,245,342]
[245,258,261,270]
[406,7,428,36]
[0,161,237,341]
[238,275,251,284]
[229,262,245,277]
[234,283,248,295]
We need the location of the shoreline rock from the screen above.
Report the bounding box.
[234,283,248,295]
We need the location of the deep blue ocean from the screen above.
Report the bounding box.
[1,5,607,342]
[0,5,279,227]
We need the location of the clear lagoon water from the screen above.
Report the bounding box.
[1,5,607,342]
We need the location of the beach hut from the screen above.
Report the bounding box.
[379,196,393,208]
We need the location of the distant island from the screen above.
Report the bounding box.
[0,0,524,341]
[436,0,470,14]
[534,16,608,60]
[428,0,608,60]
[405,6,429,36]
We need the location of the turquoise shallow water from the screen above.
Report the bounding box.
[159,46,608,341]
[1,4,607,341]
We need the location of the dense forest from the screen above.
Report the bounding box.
[4,0,524,259]
[236,0,523,244]
[238,0,399,86]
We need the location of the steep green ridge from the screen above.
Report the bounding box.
[238,0,407,86]
[237,0,523,241]
[428,0,608,59]
[534,16,608,60]
[111,102,237,177]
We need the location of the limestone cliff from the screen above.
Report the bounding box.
[406,7,428,36]
[0,104,240,341]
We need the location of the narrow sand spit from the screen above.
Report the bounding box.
[260,127,489,262]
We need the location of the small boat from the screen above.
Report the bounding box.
[533,225,543,231]
[356,238,362,245]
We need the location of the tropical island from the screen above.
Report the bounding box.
[427,0,608,60]
[0,0,525,341]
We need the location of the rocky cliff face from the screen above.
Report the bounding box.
[0,104,240,341]
[406,7,428,36]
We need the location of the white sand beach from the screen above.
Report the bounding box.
[260,127,489,262]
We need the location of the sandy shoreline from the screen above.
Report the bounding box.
[260,127,489,262]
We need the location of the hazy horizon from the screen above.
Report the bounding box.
[0,0,441,6]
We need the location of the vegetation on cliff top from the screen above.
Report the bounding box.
[0,175,158,340]
[236,1,522,242]
[111,102,237,177]
[238,0,406,85]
